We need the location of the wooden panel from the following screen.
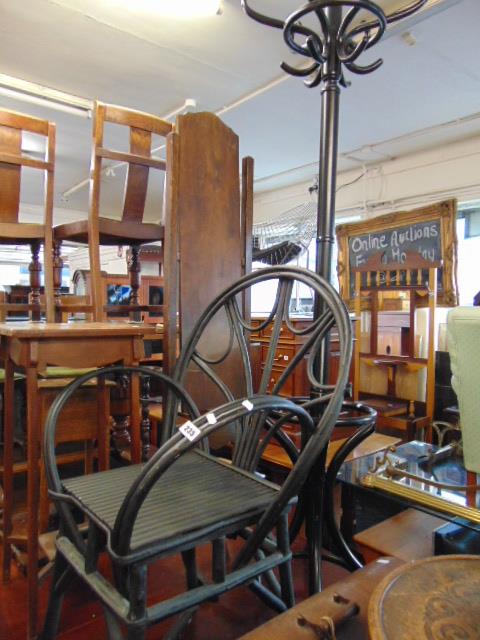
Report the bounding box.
[175,112,244,408]
[0,125,21,223]
[121,127,151,222]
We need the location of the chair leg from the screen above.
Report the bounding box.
[39,551,74,640]
[29,240,42,321]
[127,244,141,322]
[277,513,295,608]
[182,548,200,589]
[127,564,147,629]
[127,626,146,640]
[53,240,63,321]
[103,608,125,640]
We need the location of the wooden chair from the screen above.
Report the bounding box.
[54,101,172,321]
[0,108,56,322]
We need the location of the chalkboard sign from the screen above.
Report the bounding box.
[336,200,458,307]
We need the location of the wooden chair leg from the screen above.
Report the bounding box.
[53,240,64,321]
[29,240,42,322]
[39,465,51,533]
[2,359,15,583]
[87,211,104,322]
[128,244,141,322]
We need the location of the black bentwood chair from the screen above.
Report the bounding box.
[41,266,352,638]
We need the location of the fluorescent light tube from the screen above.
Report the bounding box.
[0,74,92,118]
[109,0,222,18]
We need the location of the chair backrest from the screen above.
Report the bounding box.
[0,108,55,226]
[164,265,352,455]
[0,108,56,321]
[90,101,173,226]
[447,306,480,473]
[43,365,201,551]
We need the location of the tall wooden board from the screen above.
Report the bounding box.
[164,113,251,419]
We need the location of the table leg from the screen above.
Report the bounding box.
[26,367,40,640]
[2,357,15,582]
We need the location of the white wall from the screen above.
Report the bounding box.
[253,135,480,223]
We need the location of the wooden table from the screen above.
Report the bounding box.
[369,555,480,639]
[0,321,145,639]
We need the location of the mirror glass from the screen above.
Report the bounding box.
[376,292,411,357]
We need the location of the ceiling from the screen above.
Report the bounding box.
[0,0,478,224]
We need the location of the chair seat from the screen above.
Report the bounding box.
[0,221,45,242]
[63,449,285,554]
[54,218,164,245]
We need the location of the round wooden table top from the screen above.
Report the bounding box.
[368,555,480,640]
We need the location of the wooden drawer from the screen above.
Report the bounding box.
[261,344,295,368]
[261,323,295,341]
[262,365,294,396]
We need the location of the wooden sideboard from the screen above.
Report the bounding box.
[250,316,354,397]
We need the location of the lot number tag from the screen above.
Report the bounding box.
[179,421,201,441]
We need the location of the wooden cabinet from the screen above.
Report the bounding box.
[251,316,352,397]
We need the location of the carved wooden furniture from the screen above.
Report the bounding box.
[0,108,56,322]
[0,322,145,639]
[368,555,480,640]
[54,102,171,321]
[353,253,439,441]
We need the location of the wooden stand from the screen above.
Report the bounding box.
[0,322,144,639]
[353,252,439,441]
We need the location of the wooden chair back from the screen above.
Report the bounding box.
[33,293,93,322]
[90,101,173,225]
[87,102,173,320]
[0,109,56,321]
[0,109,55,225]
